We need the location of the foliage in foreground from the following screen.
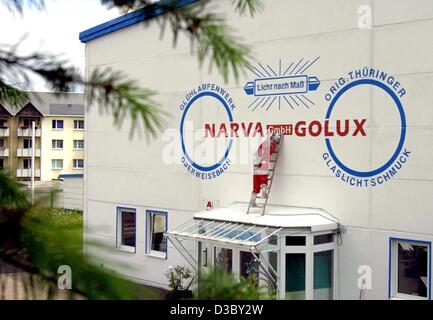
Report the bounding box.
[0,171,160,299]
[0,0,266,299]
[1,172,272,300]
[1,0,263,137]
[195,267,275,300]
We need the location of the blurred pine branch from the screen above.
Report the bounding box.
[0,172,161,299]
[0,0,264,299]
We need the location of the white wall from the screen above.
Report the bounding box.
[60,176,84,211]
[84,0,433,296]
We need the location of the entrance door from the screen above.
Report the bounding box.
[213,246,233,273]
[197,241,210,271]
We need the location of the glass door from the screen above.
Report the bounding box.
[313,250,334,300]
[198,241,211,271]
[285,253,306,300]
[213,246,233,273]
[239,251,259,286]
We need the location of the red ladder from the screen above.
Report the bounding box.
[247,134,283,215]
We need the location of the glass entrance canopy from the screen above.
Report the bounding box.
[166,202,339,300]
[167,218,282,247]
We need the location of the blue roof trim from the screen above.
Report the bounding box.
[59,174,83,178]
[79,0,200,43]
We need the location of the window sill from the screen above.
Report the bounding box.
[73,148,84,151]
[52,148,63,151]
[52,129,64,131]
[146,251,167,260]
[117,246,136,254]
[52,168,63,170]
[73,167,84,170]
[74,129,84,131]
[390,294,429,300]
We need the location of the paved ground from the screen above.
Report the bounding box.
[0,260,168,300]
[0,260,79,300]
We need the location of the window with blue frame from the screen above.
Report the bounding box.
[390,238,430,299]
[117,207,136,252]
[146,211,167,257]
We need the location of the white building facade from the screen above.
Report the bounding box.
[80,0,433,300]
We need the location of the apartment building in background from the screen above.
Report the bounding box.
[0,92,84,182]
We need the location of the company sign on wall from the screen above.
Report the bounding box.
[177,58,410,187]
[179,83,235,180]
[321,67,410,187]
[244,57,320,111]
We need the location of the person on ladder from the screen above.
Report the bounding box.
[250,133,281,207]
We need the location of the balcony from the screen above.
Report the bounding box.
[17,169,41,178]
[0,127,9,137]
[17,148,41,157]
[17,128,41,137]
[0,148,9,157]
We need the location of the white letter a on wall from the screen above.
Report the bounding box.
[357,5,372,30]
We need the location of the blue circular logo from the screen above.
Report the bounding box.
[325,79,406,178]
[180,91,234,172]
